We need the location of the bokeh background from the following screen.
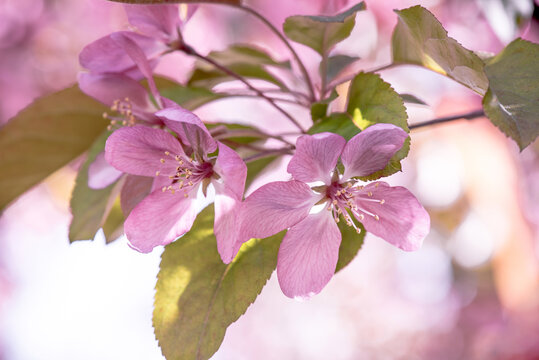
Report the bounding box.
[1,0,539,359]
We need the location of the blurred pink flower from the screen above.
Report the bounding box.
[241,125,430,298]
[105,105,246,262]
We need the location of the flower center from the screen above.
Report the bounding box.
[325,181,385,233]
[157,151,214,197]
[103,98,136,130]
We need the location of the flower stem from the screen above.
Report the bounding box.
[409,109,485,130]
[232,4,316,102]
[180,43,306,133]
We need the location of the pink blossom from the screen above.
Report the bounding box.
[105,105,246,263]
[240,124,430,298]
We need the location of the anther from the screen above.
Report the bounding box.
[374,215,380,221]
[359,214,365,220]
[184,193,188,198]
[155,171,160,176]
[332,200,338,205]
[375,183,380,188]
[160,158,165,164]
[380,199,385,205]
[165,151,170,156]
[161,186,167,192]
[367,191,373,197]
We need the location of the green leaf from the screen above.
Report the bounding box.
[188,45,289,90]
[107,0,241,4]
[310,90,339,122]
[69,131,123,242]
[154,205,283,360]
[102,196,125,243]
[0,86,109,211]
[482,38,539,150]
[322,55,359,84]
[155,77,227,110]
[400,93,428,105]
[283,2,366,55]
[309,112,359,141]
[335,216,365,273]
[346,72,410,180]
[392,5,488,95]
[206,123,261,147]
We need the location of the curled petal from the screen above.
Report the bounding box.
[341,124,408,179]
[213,142,247,200]
[87,151,123,189]
[124,4,179,42]
[120,175,154,217]
[79,31,165,79]
[156,105,217,154]
[240,181,319,241]
[213,182,243,263]
[287,132,346,185]
[353,182,430,251]
[105,126,184,177]
[125,188,198,253]
[277,210,341,299]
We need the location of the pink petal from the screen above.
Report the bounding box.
[341,124,408,179]
[120,175,154,216]
[79,31,165,80]
[213,142,246,199]
[125,187,198,253]
[87,151,124,189]
[287,132,345,185]
[105,126,184,177]
[124,4,180,42]
[277,210,341,299]
[156,106,217,154]
[353,182,430,251]
[213,182,243,263]
[240,181,319,241]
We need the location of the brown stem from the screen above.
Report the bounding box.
[410,110,485,130]
[180,44,306,133]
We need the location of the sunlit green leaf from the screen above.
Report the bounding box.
[346,72,410,180]
[335,215,365,273]
[283,2,366,55]
[154,205,283,360]
[309,112,359,140]
[0,86,109,212]
[482,38,539,150]
[69,131,123,242]
[392,5,488,95]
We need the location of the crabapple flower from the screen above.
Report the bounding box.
[240,124,430,299]
[105,105,247,263]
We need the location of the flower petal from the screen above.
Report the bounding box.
[105,126,184,177]
[353,182,430,251]
[156,105,217,155]
[240,181,319,241]
[213,142,246,199]
[277,210,341,299]
[213,182,243,263]
[124,4,179,42]
[341,124,408,179]
[87,151,124,189]
[287,132,346,185]
[125,188,198,253]
[120,175,154,216]
[79,31,165,79]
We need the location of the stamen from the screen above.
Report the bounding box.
[374,215,380,221]
[155,171,160,176]
[380,199,385,205]
[160,158,166,164]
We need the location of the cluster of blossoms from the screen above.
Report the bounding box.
[79,4,430,299]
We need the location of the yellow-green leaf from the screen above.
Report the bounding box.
[335,216,365,273]
[154,205,283,360]
[392,5,488,95]
[482,38,539,150]
[0,86,109,211]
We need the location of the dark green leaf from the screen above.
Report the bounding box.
[392,5,488,95]
[69,131,123,242]
[155,76,227,110]
[154,205,283,360]
[309,112,359,140]
[346,72,410,180]
[0,86,109,211]
[400,93,428,105]
[283,2,366,55]
[207,123,261,146]
[205,44,289,69]
[335,216,365,273]
[310,90,339,121]
[102,197,125,243]
[482,38,539,150]
[188,64,287,90]
[322,55,359,83]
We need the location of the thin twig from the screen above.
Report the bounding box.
[410,110,485,130]
[232,4,316,102]
[180,44,306,133]
[243,148,294,163]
